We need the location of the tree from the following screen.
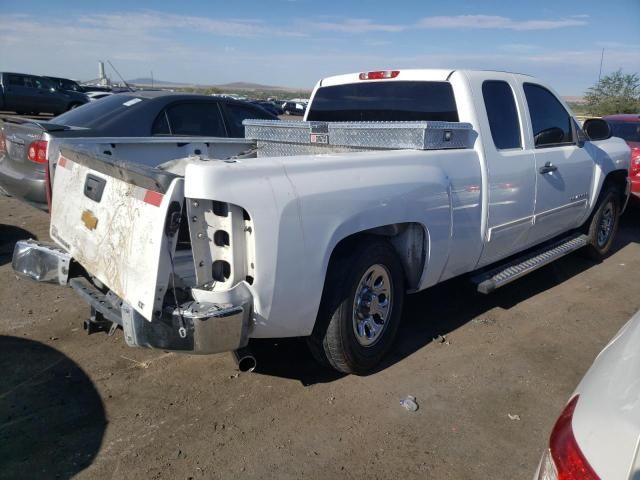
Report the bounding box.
[584,70,640,116]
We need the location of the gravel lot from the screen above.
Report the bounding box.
[1,194,638,480]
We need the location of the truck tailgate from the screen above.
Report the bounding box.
[50,147,184,321]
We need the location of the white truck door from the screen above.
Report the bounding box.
[522,83,594,244]
[470,74,536,266]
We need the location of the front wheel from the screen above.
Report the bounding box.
[583,187,621,259]
[307,239,405,374]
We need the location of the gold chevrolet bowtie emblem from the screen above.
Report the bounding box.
[81,210,98,230]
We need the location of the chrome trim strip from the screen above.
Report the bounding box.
[533,199,588,223]
[487,215,533,242]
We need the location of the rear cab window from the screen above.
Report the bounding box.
[306,81,459,122]
[482,80,522,150]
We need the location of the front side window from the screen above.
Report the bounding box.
[524,83,574,148]
[482,80,522,150]
[165,103,226,137]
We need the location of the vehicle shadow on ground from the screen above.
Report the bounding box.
[252,209,639,385]
[0,336,106,479]
[0,224,36,266]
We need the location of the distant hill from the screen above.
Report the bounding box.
[563,96,586,104]
[127,78,307,92]
[215,82,293,92]
[127,77,184,86]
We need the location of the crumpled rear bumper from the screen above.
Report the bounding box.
[12,239,253,354]
[12,239,71,284]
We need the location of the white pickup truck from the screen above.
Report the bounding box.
[12,69,631,374]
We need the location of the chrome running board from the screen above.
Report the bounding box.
[472,234,589,294]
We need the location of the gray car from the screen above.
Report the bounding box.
[0,91,277,209]
[0,72,88,115]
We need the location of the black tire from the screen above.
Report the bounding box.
[307,238,405,374]
[583,187,621,259]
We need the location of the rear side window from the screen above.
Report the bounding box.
[7,74,25,86]
[223,103,274,137]
[165,103,226,137]
[151,111,171,135]
[306,81,459,122]
[524,83,574,148]
[482,81,521,150]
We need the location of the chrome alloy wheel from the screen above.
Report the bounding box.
[352,264,393,347]
[597,202,615,247]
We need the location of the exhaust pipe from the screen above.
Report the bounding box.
[232,347,256,372]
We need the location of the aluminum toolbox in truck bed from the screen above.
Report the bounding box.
[243,119,474,157]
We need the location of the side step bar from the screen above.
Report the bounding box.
[472,234,589,294]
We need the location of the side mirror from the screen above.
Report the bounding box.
[583,118,611,141]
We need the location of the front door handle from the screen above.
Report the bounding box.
[539,162,558,174]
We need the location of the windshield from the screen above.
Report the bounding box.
[608,120,640,142]
[307,81,459,122]
[53,94,145,128]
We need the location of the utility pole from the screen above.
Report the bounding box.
[151,71,154,88]
[598,48,605,82]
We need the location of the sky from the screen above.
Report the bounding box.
[1,0,639,95]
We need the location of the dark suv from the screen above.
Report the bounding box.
[0,72,89,115]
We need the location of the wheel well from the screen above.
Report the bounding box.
[328,223,427,291]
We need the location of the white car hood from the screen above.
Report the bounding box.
[572,309,640,479]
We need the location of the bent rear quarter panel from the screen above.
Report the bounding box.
[185,148,482,338]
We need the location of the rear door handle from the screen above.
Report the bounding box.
[539,162,558,174]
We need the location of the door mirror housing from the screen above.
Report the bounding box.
[583,118,611,141]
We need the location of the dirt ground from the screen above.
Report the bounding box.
[1,194,639,480]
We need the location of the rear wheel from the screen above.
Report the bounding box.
[583,187,621,259]
[308,238,405,374]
